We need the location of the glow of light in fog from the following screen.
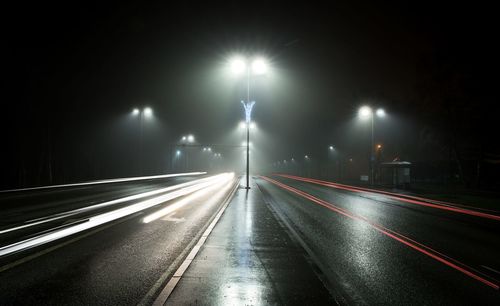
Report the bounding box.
[144,107,153,117]
[251,58,269,75]
[132,108,140,115]
[359,106,373,119]
[376,108,386,117]
[229,56,246,75]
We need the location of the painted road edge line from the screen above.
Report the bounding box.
[151,178,240,306]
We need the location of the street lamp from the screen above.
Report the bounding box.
[179,134,196,171]
[229,55,269,189]
[328,145,336,179]
[358,105,386,185]
[131,106,153,174]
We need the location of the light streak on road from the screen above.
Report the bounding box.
[0,172,206,193]
[0,174,216,235]
[277,174,500,221]
[0,173,234,258]
[142,173,235,223]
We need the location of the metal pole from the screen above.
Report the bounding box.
[246,122,250,189]
[140,111,144,175]
[371,113,374,185]
[246,68,250,189]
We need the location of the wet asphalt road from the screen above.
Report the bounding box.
[0,174,236,305]
[257,175,500,305]
[1,173,498,305]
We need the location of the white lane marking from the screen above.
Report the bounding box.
[0,174,234,258]
[162,214,186,223]
[151,177,239,306]
[0,175,219,235]
[0,172,206,193]
[143,177,232,224]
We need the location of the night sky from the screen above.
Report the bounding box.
[3,1,499,189]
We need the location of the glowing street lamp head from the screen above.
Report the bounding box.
[329,145,334,151]
[143,107,153,117]
[187,134,195,143]
[376,108,386,118]
[229,56,246,75]
[176,150,181,156]
[132,108,140,116]
[251,58,268,75]
[359,106,373,119]
[239,121,246,129]
[182,136,187,141]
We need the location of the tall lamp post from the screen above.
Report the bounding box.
[132,107,153,174]
[229,56,268,189]
[179,134,195,172]
[328,145,335,179]
[358,106,385,185]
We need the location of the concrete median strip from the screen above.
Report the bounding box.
[150,178,239,306]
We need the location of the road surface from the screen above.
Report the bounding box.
[257,175,500,305]
[1,172,498,305]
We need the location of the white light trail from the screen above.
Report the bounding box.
[142,173,234,223]
[0,172,206,193]
[0,174,219,234]
[0,173,235,258]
